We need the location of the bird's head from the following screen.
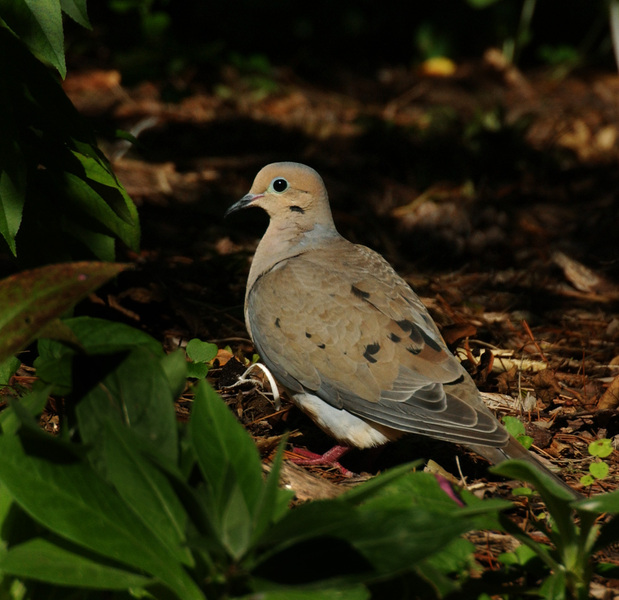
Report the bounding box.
[226,162,335,233]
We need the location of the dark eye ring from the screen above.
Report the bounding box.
[272,178,288,192]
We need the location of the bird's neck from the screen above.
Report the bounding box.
[246,220,341,293]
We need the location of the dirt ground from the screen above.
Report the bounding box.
[60,51,619,591]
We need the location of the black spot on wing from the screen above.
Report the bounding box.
[290,205,305,213]
[397,319,442,353]
[275,317,281,328]
[389,332,401,343]
[396,319,414,332]
[351,285,370,300]
[406,345,421,355]
[417,326,443,352]
[317,343,326,349]
[305,332,312,338]
[363,342,381,363]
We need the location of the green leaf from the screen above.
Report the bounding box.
[466,0,503,7]
[340,462,424,506]
[502,415,526,437]
[76,346,178,463]
[0,74,26,257]
[61,156,140,252]
[576,489,619,514]
[580,474,595,487]
[0,0,66,77]
[491,460,577,550]
[0,355,20,386]
[35,316,163,394]
[257,490,476,579]
[0,151,25,257]
[60,0,91,28]
[502,416,533,449]
[588,439,613,459]
[0,263,128,364]
[491,460,576,503]
[538,570,567,600]
[0,538,152,589]
[101,422,194,567]
[187,361,210,379]
[0,434,205,599]
[0,383,52,435]
[345,505,475,573]
[161,349,189,399]
[186,339,218,363]
[422,536,475,574]
[251,437,294,546]
[589,461,609,480]
[190,381,264,558]
[40,316,161,357]
[239,586,370,600]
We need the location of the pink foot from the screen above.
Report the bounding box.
[290,445,354,477]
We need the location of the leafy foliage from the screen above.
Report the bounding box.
[0,3,139,263]
[0,314,515,599]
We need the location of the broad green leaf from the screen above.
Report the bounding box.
[492,460,578,553]
[240,586,370,600]
[0,0,66,77]
[38,316,161,357]
[190,381,264,559]
[190,380,264,517]
[161,349,189,399]
[340,462,424,506]
[70,150,137,225]
[0,383,52,435]
[0,434,205,599]
[0,262,128,364]
[36,316,163,394]
[576,489,619,514]
[0,30,140,264]
[423,536,475,574]
[0,356,20,386]
[538,570,567,600]
[186,339,218,363]
[60,0,91,28]
[580,474,595,487]
[251,438,295,546]
[257,491,475,577]
[61,218,116,262]
[343,505,475,573]
[589,439,613,458]
[491,460,577,503]
[101,422,193,567]
[466,0,502,7]
[589,461,609,480]
[0,156,25,257]
[0,538,152,589]
[187,361,210,379]
[61,151,140,252]
[76,346,178,462]
[0,78,26,257]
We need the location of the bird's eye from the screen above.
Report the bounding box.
[271,178,288,193]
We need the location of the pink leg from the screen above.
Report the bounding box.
[290,445,354,477]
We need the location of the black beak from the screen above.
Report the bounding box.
[224,193,263,218]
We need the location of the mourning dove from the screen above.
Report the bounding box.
[226,162,577,496]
